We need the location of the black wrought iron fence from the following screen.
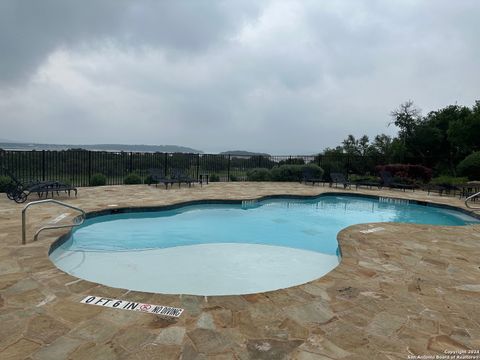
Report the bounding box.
[0,149,385,187]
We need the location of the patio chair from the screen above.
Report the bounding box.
[302,168,323,186]
[329,173,351,189]
[171,169,196,188]
[423,183,459,197]
[379,171,415,192]
[2,166,77,203]
[352,177,382,190]
[146,168,176,189]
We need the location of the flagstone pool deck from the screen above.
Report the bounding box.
[0,182,479,360]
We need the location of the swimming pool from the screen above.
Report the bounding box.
[50,194,479,295]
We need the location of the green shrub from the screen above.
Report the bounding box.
[229,175,238,182]
[319,161,346,180]
[0,176,13,193]
[430,176,468,186]
[247,168,271,181]
[270,164,324,182]
[458,151,480,180]
[124,173,142,185]
[90,173,107,186]
[209,173,220,182]
[302,163,324,179]
[270,165,301,181]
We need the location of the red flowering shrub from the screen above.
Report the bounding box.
[375,164,432,183]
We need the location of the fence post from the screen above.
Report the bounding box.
[129,152,133,173]
[196,153,200,181]
[88,151,92,185]
[42,150,46,181]
[164,153,168,177]
[227,155,231,181]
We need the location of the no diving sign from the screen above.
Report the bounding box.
[80,295,184,318]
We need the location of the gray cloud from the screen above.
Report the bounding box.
[0,0,479,153]
[0,0,258,83]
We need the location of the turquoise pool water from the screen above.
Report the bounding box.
[50,195,478,295]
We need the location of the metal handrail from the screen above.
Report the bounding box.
[22,199,86,245]
[465,191,480,210]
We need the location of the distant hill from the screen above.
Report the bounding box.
[0,142,202,153]
[220,150,270,156]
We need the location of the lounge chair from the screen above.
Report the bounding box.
[2,166,77,203]
[146,168,176,189]
[171,169,196,188]
[423,183,459,197]
[302,168,323,186]
[329,173,351,189]
[379,171,415,192]
[353,177,382,190]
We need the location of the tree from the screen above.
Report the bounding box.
[447,101,480,157]
[358,135,370,156]
[369,134,392,156]
[341,135,359,155]
[422,104,471,173]
[389,100,422,144]
[341,134,370,156]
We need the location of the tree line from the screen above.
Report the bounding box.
[323,100,480,176]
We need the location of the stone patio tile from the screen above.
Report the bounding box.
[293,350,337,360]
[187,328,233,354]
[0,260,21,276]
[279,317,309,340]
[205,296,249,311]
[205,353,236,360]
[68,341,127,360]
[0,314,28,349]
[46,299,102,324]
[111,325,156,352]
[68,318,118,342]
[123,344,181,360]
[154,326,186,345]
[65,279,99,294]
[3,288,46,308]
[427,334,470,352]
[246,338,304,360]
[365,312,406,337]
[298,333,351,358]
[210,309,233,328]
[196,312,215,330]
[180,295,203,317]
[0,338,41,360]
[31,336,83,360]
[0,272,25,290]
[2,277,39,294]
[286,300,336,325]
[25,313,71,344]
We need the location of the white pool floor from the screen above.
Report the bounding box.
[51,243,339,295]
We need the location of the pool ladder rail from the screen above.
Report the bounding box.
[465,191,480,213]
[22,199,86,245]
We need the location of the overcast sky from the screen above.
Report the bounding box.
[0,1,479,153]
